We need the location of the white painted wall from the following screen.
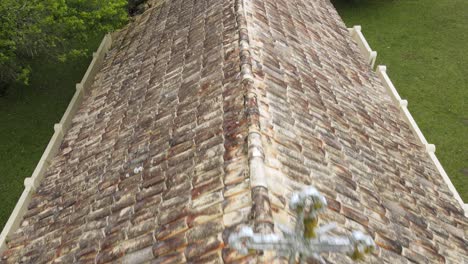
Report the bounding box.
[348,25,377,68]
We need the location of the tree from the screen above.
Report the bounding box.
[0,0,128,95]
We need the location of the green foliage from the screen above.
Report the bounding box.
[0,0,128,92]
[0,34,103,229]
[17,66,31,85]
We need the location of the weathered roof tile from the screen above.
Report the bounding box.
[1,0,467,263]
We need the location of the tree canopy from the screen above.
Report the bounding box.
[0,0,128,94]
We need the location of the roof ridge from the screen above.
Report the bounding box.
[235,0,274,235]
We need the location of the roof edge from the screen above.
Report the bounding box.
[348,25,467,217]
[375,65,467,216]
[0,33,114,255]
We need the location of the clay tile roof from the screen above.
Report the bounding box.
[1,0,467,263]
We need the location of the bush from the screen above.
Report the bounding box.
[0,0,129,95]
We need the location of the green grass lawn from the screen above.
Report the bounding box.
[0,35,103,229]
[332,0,468,201]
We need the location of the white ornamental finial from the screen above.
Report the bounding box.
[229,186,375,263]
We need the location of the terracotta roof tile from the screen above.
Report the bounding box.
[1,0,467,263]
